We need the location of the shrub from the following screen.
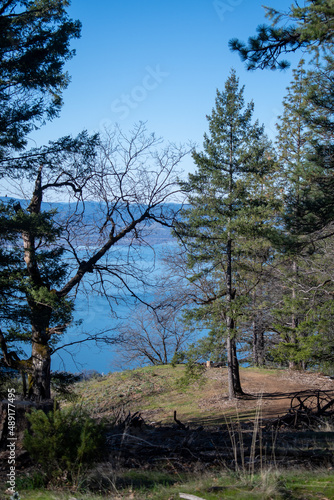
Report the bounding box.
[0,367,23,399]
[24,405,105,486]
[50,371,81,401]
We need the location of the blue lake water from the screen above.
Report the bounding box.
[52,242,175,374]
[0,198,184,375]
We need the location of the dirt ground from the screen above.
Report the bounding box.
[139,368,334,425]
[104,369,334,472]
[200,368,334,420]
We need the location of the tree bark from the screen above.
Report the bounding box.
[20,166,53,401]
[289,259,299,370]
[29,306,52,401]
[253,317,265,367]
[226,332,243,399]
[226,239,243,399]
[226,332,235,399]
[231,336,243,395]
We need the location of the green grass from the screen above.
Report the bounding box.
[69,365,284,425]
[15,468,334,499]
[15,494,102,500]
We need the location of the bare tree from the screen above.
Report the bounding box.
[0,123,189,400]
[116,304,194,367]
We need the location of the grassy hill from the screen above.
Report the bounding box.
[71,364,334,425]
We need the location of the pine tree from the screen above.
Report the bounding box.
[0,0,81,166]
[276,60,314,231]
[0,1,82,393]
[297,54,334,233]
[177,70,278,399]
[274,60,314,368]
[273,58,334,369]
[229,0,334,70]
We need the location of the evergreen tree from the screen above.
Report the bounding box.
[273,58,334,369]
[0,1,95,398]
[0,1,83,390]
[0,0,81,167]
[0,133,98,399]
[272,244,334,370]
[277,60,315,234]
[176,70,278,399]
[229,0,334,70]
[228,0,334,372]
[274,60,314,368]
[296,54,334,233]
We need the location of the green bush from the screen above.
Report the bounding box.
[0,367,24,399]
[24,405,105,486]
[16,470,46,490]
[171,334,227,387]
[50,371,81,401]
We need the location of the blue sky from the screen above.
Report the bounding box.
[27,0,303,176]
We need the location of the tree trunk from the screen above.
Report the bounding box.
[253,318,259,366]
[253,317,265,367]
[21,370,27,398]
[29,306,52,401]
[226,237,243,400]
[252,287,266,367]
[20,168,53,401]
[226,332,243,399]
[289,259,299,370]
[226,332,235,399]
[30,341,52,401]
[231,336,243,395]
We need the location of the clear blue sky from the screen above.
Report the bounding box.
[28,0,303,176]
